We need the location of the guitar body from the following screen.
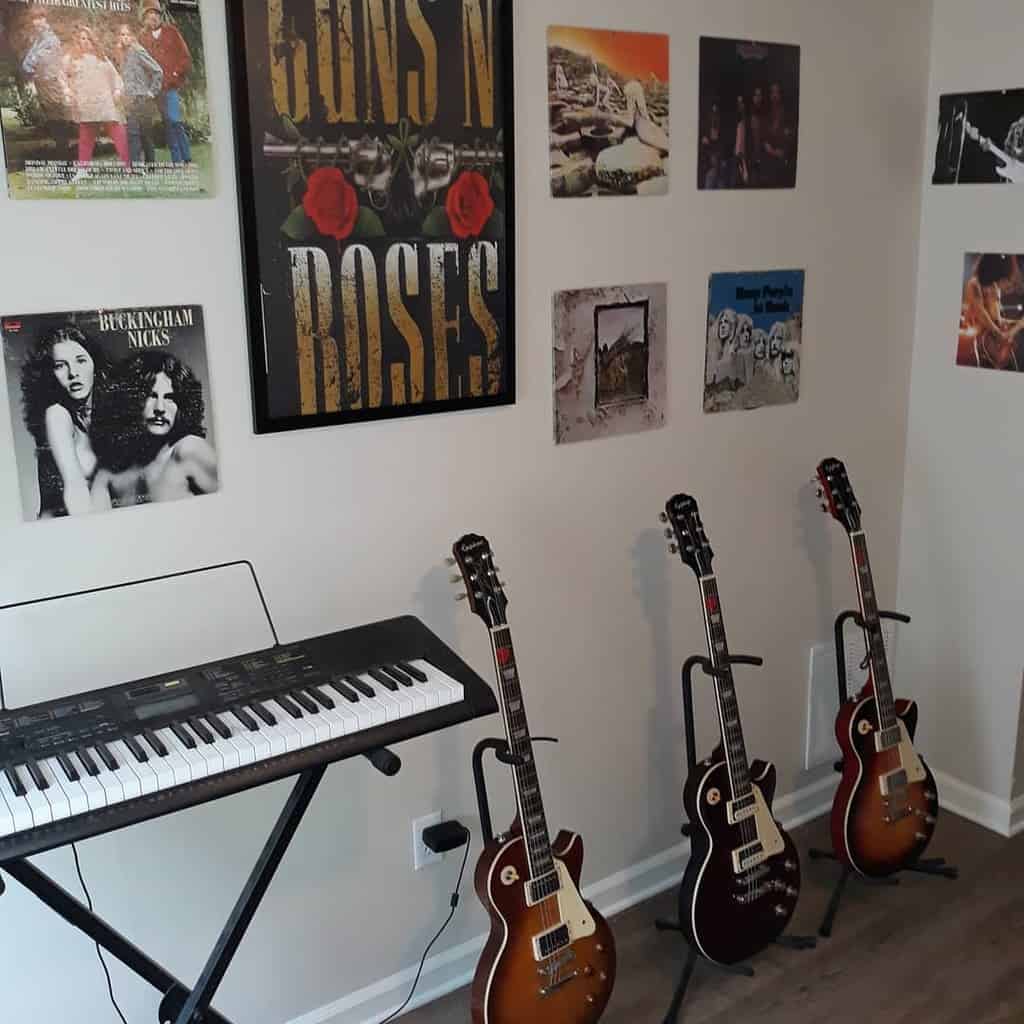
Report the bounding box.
[832,694,939,877]
[471,824,616,1024]
[680,751,801,965]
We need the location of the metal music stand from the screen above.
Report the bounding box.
[0,561,402,1024]
[656,654,814,1023]
[809,608,958,940]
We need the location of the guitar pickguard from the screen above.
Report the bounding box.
[730,782,785,872]
[895,719,926,785]
[554,858,596,943]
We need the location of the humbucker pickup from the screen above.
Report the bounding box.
[731,839,765,873]
[727,792,757,824]
[526,870,561,905]
[533,923,570,961]
[876,726,901,752]
[879,768,908,797]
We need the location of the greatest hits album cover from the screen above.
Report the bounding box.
[2,304,217,521]
[0,0,213,198]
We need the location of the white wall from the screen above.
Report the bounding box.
[898,0,1024,815]
[0,1,932,1021]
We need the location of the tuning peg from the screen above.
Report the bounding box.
[445,557,457,567]
[450,575,463,584]
[455,593,469,602]
[820,503,829,513]
[669,544,679,554]
[664,529,674,540]
[659,512,668,524]
[815,487,824,499]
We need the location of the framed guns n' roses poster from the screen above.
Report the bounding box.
[226,0,516,432]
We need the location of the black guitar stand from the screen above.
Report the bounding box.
[0,561,404,1023]
[473,735,559,844]
[809,608,959,939]
[656,654,815,1024]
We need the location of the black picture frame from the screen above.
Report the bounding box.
[225,0,517,434]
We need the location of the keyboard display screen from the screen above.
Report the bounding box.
[133,694,201,721]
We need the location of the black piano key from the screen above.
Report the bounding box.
[205,713,232,740]
[308,686,335,710]
[142,729,168,758]
[188,718,215,744]
[230,707,259,733]
[24,758,48,790]
[381,665,413,687]
[290,690,319,714]
[367,668,398,692]
[330,680,360,704]
[169,723,197,750]
[344,675,375,699]
[94,742,119,771]
[4,763,27,797]
[76,748,100,777]
[274,695,303,719]
[249,702,277,727]
[123,735,149,763]
[56,752,81,782]
[397,661,428,682]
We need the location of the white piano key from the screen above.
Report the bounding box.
[299,708,332,745]
[73,756,108,811]
[41,757,88,818]
[414,660,464,704]
[0,786,16,836]
[272,702,317,748]
[360,681,403,722]
[330,702,361,735]
[209,734,240,771]
[153,731,192,786]
[0,773,34,832]
[221,730,258,767]
[189,734,225,775]
[162,731,207,781]
[267,711,303,753]
[34,760,72,821]
[244,727,273,763]
[317,705,350,740]
[415,678,441,710]
[398,682,427,716]
[87,750,125,806]
[21,772,54,827]
[339,691,383,730]
[110,741,158,797]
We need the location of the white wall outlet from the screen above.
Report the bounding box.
[412,811,444,871]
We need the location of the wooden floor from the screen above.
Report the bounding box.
[402,813,1024,1023]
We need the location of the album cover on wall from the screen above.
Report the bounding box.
[2,305,217,521]
[956,253,1024,371]
[547,26,669,198]
[0,0,213,199]
[226,0,516,433]
[704,270,804,413]
[698,36,800,190]
[933,90,1024,185]
[553,283,667,444]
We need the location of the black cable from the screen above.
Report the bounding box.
[377,826,472,1024]
[71,844,130,1024]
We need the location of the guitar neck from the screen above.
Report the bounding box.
[847,532,898,730]
[697,575,752,798]
[489,626,555,879]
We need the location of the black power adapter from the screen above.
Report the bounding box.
[422,820,471,854]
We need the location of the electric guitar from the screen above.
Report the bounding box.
[965,119,1024,183]
[451,534,615,1024]
[663,495,801,965]
[816,459,939,877]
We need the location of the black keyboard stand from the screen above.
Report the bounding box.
[473,735,559,844]
[809,608,958,940]
[656,654,815,1024]
[0,560,404,1023]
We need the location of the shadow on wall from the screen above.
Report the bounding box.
[796,477,837,643]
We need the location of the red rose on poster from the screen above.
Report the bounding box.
[445,171,496,239]
[303,167,359,240]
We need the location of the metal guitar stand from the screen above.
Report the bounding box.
[473,735,558,844]
[0,561,403,1024]
[809,608,959,939]
[656,654,815,1024]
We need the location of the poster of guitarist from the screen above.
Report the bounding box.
[957,253,1024,372]
[933,89,1024,184]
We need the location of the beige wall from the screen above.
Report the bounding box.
[897,0,1024,816]
[0,1,932,1020]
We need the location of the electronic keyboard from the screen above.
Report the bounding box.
[0,616,496,863]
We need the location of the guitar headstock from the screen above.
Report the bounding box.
[449,534,508,628]
[816,458,863,533]
[661,494,714,577]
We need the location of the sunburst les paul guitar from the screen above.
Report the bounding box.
[816,459,939,877]
[451,534,616,1024]
[663,495,801,964]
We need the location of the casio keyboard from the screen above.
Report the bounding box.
[0,615,497,864]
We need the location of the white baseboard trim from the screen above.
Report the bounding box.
[932,770,1015,837]
[1010,795,1024,838]
[286,773,838,1024]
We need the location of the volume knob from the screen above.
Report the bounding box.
[784,859,797,872]
[773,904,787,917]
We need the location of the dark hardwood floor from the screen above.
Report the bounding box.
[401,813,1024,1022]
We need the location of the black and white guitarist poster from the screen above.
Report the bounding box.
[2,304,218,521]
[698,37,800,190]
[957,253,1024,372]
[933,89,1024,184]
[704,269,804,414]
